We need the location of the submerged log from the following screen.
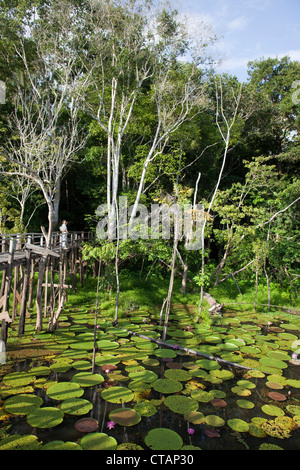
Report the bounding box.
[127,330,254,370]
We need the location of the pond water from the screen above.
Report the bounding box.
[0,304,300,451]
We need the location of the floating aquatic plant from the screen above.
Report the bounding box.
[80,432,118,450]
[26,407,64,429]
[145,428,183,450]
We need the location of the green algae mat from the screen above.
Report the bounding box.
[0,305,300,450]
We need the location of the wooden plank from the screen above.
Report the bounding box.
[25,242,60,258]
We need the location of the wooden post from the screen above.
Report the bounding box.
[18,248,31,337]
[2,238,15,314]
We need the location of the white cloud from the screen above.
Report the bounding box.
[227,16,248,31]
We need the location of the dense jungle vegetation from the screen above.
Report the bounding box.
[0,0,299,314]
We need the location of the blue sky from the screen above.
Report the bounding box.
[177,0,300,82]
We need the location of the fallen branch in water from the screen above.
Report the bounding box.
[127,330,254,371]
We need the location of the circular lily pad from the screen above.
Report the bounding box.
[60,398,93,415]
[227,418,249,432]
[101,386,134,404]
[164,395,198,414]
[97,340,119,350]
[134,402,157,417]
[3,394,43,415]
[268,392,287,402]
[145,428,183,450]
[184,410,205,424]
[196,359,221,370]
[72,360,92,370]
[108,407,141,426]
[164,369,191,381]
[26,407,64,428]
[210,398,227,407]
[29,366,51,376]
[152,378,183,394]
[262,404,285,417]
[128,370,158,383]
[74,417,99,433]
[236,399,255,409]
[205,415,225,427]
[3,371,36,387]
[71,372,104,387]
[0,434,42,450]
[40,441,82,450]
[46,382,84,400]
[259,357,288,370]
[80,432,117,450]
[191,389,215,403]
[154,348,177,358]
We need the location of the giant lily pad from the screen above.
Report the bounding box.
[134,402,157,417]
[227,418,249,432]
[164,369,191,381]
[46,382,84,400]
[3,371,36,388]
[101,386,134,404]
[26,407,64,428]
[3,394,43,415]
[108,407,141,426]
[164,395,198,414]
[0,434,42,450]
[145,428,183,450]
[80,432,117,450]
[204,415,225,427]
[71,372,104,387]
[40,441,82,450]
[152,378,183,394]
[128,370,158,383]
[60,398,93,415]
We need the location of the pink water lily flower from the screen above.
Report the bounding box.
[107,421,115,430]
[187,428,195,435]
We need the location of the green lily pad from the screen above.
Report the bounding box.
[184,410,205,424]
[40,441,82,450]
[164,395,198,414]
[236,399,255,409]
[72,360,92,370]
[0,434,42,450]
[128,370,158,383]
[164,369,191,381]
[196,359,221,370]
[236,379,256,389]
[145,428,183,450]
[262,404,285,417]
[205,415,225,427]
[259,357,288,370]
[227,418,249,432]
[2,371,36,387]
[134,402,157,417]
[152,378,183,394]
[60,398,93,415]
[191,389,215,403]
[71,372,104,387]
[28,366,51,376]
[154,349,177,358]
[26,407,64,428]
[80,432,117,450]
[46,381,84,400]
[101,386,134,404]
[108,407,141,426]
[3,394,43,415]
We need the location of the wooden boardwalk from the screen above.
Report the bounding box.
[0,231,94,343]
